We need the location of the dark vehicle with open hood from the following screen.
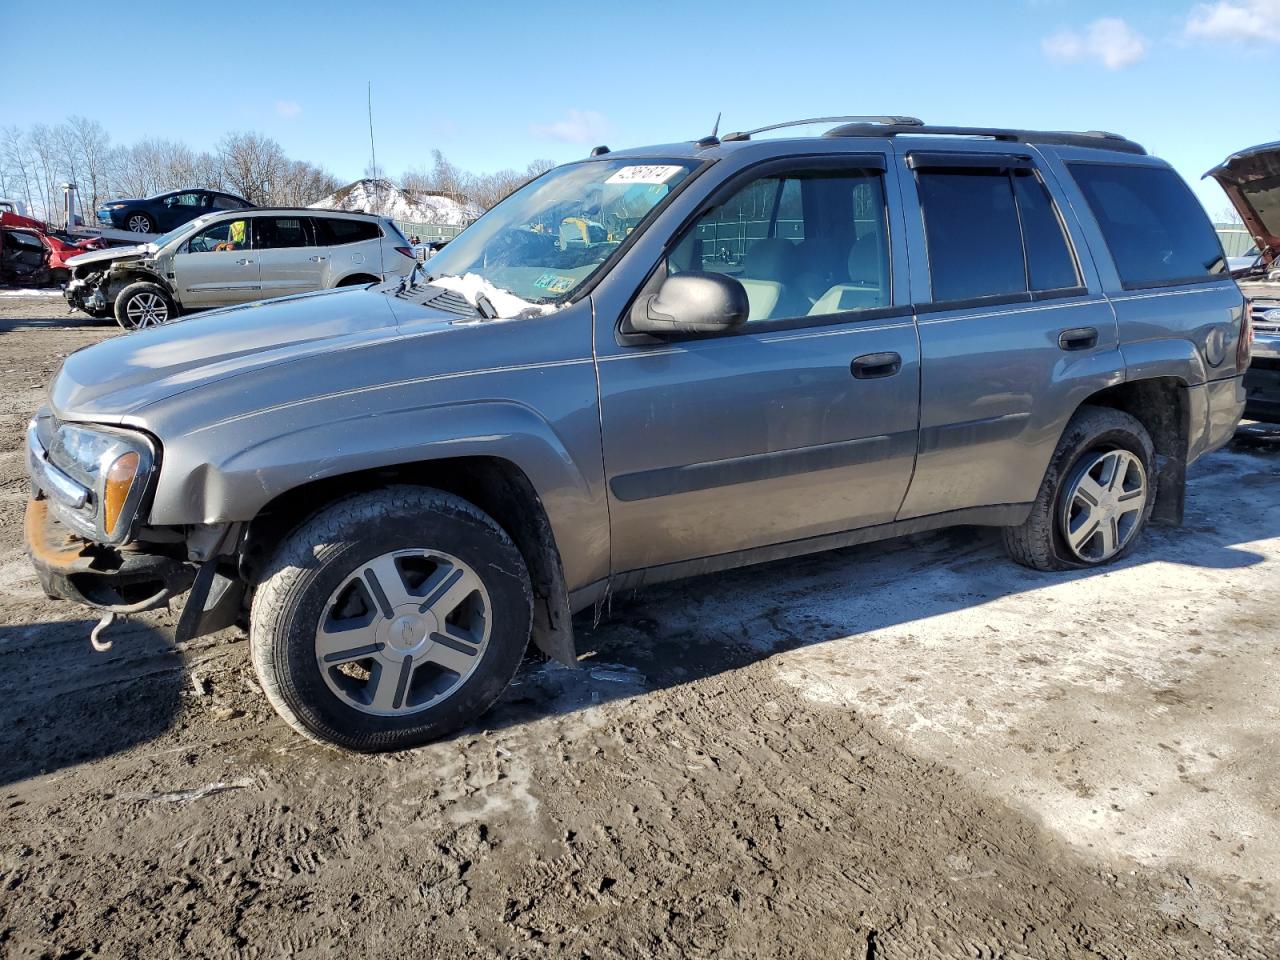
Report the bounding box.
[27,116,1246,751]
[1209,141,1280,421]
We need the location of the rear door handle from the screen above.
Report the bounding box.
[309,255,327,262]
[1058,326,1098,351]
[850,351,902,379]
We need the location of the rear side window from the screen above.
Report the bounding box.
[254,216,312,249]
[313,217,381,245]
[211,194,244,210]
[916,166,1081,303]
[1068,163,1226,289]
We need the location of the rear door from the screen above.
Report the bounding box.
[313,217,384,282]
[173,216,260,307]
[595,152,922,575]
[253,215,326,299]
[894,143,1121,520]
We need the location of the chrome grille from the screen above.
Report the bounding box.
[1249,301,1280,335]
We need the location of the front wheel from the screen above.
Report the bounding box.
[125,212,154,233]
[114,281,177,329]
[249,487,533,751]
[1003,406,1156,571]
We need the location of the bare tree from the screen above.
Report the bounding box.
[218,131,288,205]
[67,116,112,213]
[28,124,61,219]
[1,127,37,213]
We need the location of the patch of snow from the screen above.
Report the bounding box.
[0,288,62,297]
[309,178,479,226]
[429,273,557,320]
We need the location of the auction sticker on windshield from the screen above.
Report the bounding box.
[605,165,686,185]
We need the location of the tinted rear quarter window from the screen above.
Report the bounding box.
[1068,163,1225,288]
[313,217,381,245]
[1013,171,1080,291]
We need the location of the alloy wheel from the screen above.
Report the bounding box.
[124,293,169,327]
[126,214,152,233]
[315,549,491,716]
[1060,448,1148,563]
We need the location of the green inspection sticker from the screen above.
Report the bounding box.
[534,273,576,293]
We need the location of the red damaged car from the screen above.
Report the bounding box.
[0,223,105,288]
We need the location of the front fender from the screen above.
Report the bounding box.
[147,397,609,593]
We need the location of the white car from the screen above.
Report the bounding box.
[62,208,419,328]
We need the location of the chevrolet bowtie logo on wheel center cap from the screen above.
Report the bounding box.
[383,609,437,654]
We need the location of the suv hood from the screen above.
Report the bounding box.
[66,243,151,268]
[1207,141,1280,263]
[50,286,421,419]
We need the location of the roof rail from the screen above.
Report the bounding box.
[823,123,1146,155]
[720,116,923,142]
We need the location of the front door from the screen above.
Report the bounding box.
[173,217,260,308]
[253,215,327,299]
[596,154,921,575]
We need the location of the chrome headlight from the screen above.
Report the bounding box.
[28,415,156,543]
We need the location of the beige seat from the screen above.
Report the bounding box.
[809,235,887,316]
[738,238,802,321]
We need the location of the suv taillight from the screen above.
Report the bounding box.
[394,246,415,260]
[1238,303,1254,369]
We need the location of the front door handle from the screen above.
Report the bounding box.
[1058,326,1098,351]
[235,258,254,266]
[309,255,327,262]
[850,351,902,379]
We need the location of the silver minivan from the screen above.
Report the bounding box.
[63,209,417,328]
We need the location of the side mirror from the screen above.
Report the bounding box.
[629,271,749,335]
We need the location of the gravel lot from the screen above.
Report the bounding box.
[0,293,1277,958]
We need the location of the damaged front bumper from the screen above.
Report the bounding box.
[25,495,194,611]
[25,496,245,643]
[64,276,109,315]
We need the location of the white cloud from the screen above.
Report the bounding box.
[275,100,301,119]
[1043,17,1147,70]
[1186,0,1280,43]
[530,109,610,144]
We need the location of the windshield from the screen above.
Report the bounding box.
[423,158,699,303]
[152,218,210,250]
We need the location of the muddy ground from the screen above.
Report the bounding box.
[0,293,1277,958]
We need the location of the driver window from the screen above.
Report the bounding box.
[668,168,890,322]
[187,219,249,253]
[166,192,201,208]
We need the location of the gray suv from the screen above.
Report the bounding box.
[25,117,1247,751]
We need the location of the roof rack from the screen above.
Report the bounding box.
[720,116,923,142]
[823,123,1146,155]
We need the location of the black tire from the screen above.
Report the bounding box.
[1002,405,1156,571]
[113,281,177,330]
[125,211,154,233]
[250,486,533,751]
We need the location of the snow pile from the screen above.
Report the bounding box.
[429,273,557,320]
[309,179,479,226]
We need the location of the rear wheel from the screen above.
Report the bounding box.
[125,212,154,233]
[250,487,533,751]
[1003,406,1156,571]
[114,281,176,329]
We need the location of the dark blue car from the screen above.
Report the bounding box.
[96,189,253,235]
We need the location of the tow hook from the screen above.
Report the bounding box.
[90,611,120,652]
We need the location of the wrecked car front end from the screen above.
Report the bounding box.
[63,245,165,317]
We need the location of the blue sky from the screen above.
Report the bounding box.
[4,0,1277,214]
